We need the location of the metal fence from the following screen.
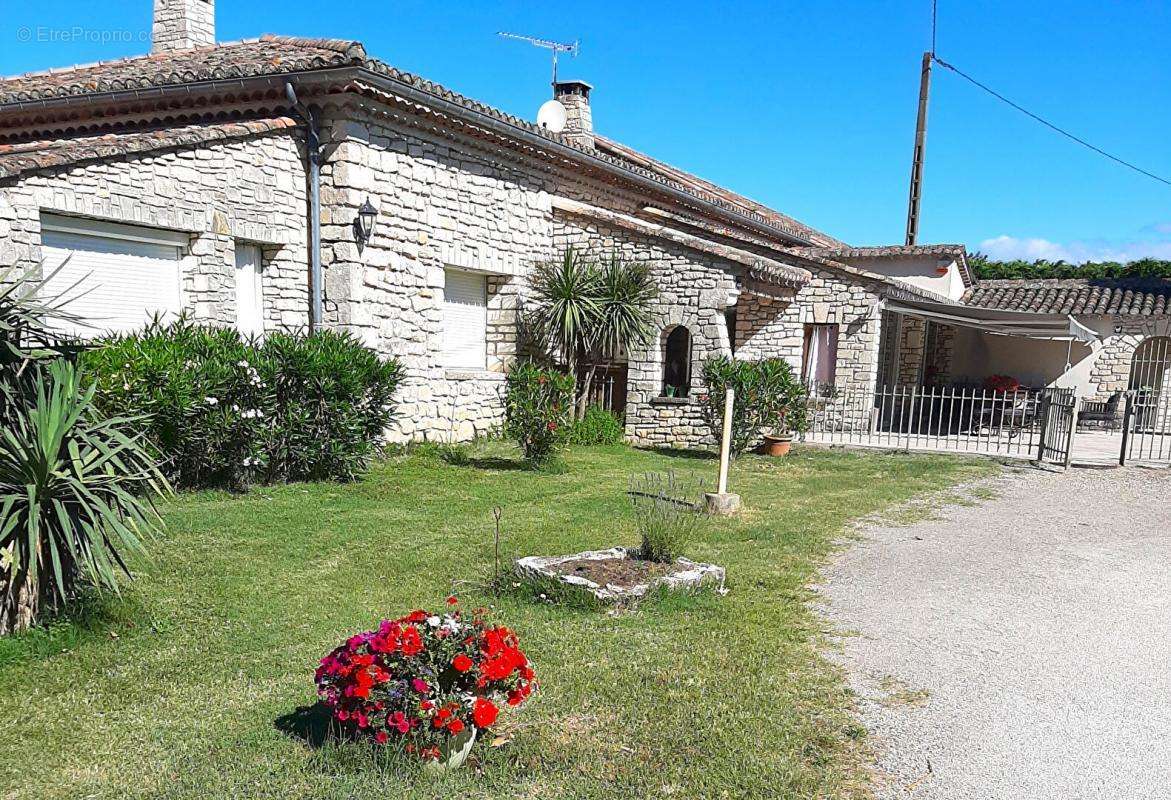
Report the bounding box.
[1121,388,1171,465]
[804,383,1078,464]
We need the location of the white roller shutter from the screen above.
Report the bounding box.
[39,216,185,338]
[443,269,487,369]
[234,243,265,337]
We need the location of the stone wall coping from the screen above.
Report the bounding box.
[651,396,692,406]
[444,368,506,381]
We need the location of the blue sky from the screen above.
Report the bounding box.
[3,1,1169,262]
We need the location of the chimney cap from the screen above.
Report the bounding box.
[554,79,593,98]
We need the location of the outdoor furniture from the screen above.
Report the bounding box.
[971,393,1038,438]
[1078,392,1123,431]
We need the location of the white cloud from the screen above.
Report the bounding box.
[977,235,1171,264]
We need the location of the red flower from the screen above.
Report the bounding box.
[400,626,423,656]
[472,697,499,728]
[446,595,458,605]
[446,718,465,734]
[452,654,473,673]
[374,730,388,744]
[546,421,558,432]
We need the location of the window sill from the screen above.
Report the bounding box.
[651,395,691,406]
[444,368,505,381]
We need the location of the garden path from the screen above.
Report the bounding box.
[821,465,1171,799]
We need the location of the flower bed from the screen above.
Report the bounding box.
[515,547,725,604]
[314,598,535,767]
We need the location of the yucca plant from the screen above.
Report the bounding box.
[524,249,657,418]
[0,359,169,634]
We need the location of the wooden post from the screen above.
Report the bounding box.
[705,388,740,515]
[717,388,734,494]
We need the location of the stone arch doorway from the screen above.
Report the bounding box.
[1129,336,1171,392]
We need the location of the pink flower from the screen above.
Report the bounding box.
[412,678,429,693]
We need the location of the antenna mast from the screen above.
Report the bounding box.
[498,32,580,90]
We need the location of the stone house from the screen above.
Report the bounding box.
[2,0,1000,448]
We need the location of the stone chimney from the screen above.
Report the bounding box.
[553,80,594,150]
[152,0,215,53]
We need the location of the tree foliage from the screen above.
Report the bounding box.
[970,253,1171,281]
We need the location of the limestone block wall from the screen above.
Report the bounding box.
[896,316,927,386]
[552,213,737,449]
[733,268,883,392]
[1087,318,1171,398]
[0,132,309,332]
[318,112,557,442]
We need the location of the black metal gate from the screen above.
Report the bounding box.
[1120,388,1171,466]
[1035,387,1078,467]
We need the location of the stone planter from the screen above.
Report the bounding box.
[422,728,476,776]
[515,547,725,604]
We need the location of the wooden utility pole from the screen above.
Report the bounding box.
[904,51,933,245]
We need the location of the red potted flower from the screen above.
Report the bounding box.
[314,597,536,773]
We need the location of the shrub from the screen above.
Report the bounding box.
[504,361,573,466]
[567,406,625,446]
[1,360,169,634]
[629,471,705,563]
[81,320,404,490]
[315,598,536,763]
[698,357,809,456]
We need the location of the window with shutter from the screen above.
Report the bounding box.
[443,269,487,369]
[39,214,185,338]
[234,243,265,337]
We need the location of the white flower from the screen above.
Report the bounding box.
[426,615,441,627]
[237,360,250,368]
[204,396,219,406]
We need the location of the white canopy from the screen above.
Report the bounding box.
[885,297,1100,343]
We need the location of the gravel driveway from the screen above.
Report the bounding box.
[822,465,1171,799]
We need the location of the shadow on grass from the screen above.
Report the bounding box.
[463,456,532,472]
[0,591,151,671]
[274,702,337,749]
[639,446,717,461]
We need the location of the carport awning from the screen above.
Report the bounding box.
[885,298,1100,342]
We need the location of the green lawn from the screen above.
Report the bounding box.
[0,444,995,800]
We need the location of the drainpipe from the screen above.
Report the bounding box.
[285,81,323,331]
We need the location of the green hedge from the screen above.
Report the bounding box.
[567,406,626,446]
[81,321,403,490]
[970,254,1171,281]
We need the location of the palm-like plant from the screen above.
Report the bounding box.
[524,249,601,416]
[580,256,658,415]
[0,359,169,633]
[524,249,657,418]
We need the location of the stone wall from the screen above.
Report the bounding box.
[0,131,309,332]
[1088,318,1171,398]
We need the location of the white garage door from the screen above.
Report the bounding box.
[40,215,186,338]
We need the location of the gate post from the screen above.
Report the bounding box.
[1035,392,1052,463]
[1119,391,1134,466]
[1064,396,1081,469]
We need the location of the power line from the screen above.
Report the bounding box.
[932,55,1171,188]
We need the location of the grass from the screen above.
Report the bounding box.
[0,443,996,799]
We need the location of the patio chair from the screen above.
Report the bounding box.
[971,394,1037,439]
[1077,392,1123,431]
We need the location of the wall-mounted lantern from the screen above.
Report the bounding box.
[354,197,378,247]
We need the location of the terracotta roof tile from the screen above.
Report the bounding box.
[963,279,1171,317]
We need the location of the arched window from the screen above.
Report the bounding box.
[662,326,691,398]
[1130,336,1171,391]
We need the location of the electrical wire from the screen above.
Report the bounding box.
[932,56,1171,188]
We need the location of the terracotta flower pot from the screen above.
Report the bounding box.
[760,434,792,457]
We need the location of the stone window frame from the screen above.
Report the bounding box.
[661,324,693,399]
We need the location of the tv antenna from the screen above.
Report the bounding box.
[498,32,580,89]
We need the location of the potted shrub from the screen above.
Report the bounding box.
[314,598,535,774]
[699,357,809,457]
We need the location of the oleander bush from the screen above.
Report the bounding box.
[81,320,404,490]
[567,405,625,446]
[699,357,809,456]
[504,361,574,467]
